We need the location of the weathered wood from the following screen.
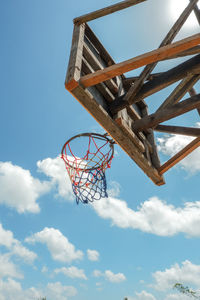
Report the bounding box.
[168,45,200,59]
[142,106,161,169]
[79,33,200,88]
[189,87,197,97]
[115,117,145,153]
[155,124,200,137]
[123,0,199,105]
[189,87,200,116]
[123,73,162,88]
[159,137,200,174]
[190,0,200,24]
[65,24,85,91]
[82,57,115,102]
[85,24,116,69]
[73,0,146,25]
[132,94,200,132]
[83,40,118,94]
[156,75,200,112]
[110,54,200,114]
[69,85,164,185]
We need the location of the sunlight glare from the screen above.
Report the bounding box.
[169,0,199,28]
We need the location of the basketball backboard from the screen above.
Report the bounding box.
[65,0,200,186]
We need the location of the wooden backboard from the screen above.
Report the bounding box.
[65,0,200,186]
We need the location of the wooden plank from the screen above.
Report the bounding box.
[159,137,200,174]
[115,117,145,153]
[68,84,164,185]
[109,54,200,114]
[65,24,85,91]
[73,0,146,25]
[83,40,118,94]
[85,24,116,68]
[79,33,200,88]
[142,106,161,169]
[155,125,200,137]
[166,45,200,59]
[123,0,199,105]
[132,94,200,132]
[127,106,142,121]
[156,75,200,113]
[82,57,115,102]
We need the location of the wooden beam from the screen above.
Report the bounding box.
[165,45,200,59]
[85,24,116,68]
[142,106,161,169]
[123,0,199,105]
[82,57,115,102]
[123,73,162,88]
[190,0,200,24]
[80,33,200,88]
[73,0,146,25]
[159,137,200,174]
[132,94,200,132]
[65,24,85,91]
[156,75,200,112]
[69,84,165,185]
[109,54,200,114]
[189,87,200,116]
[155,124,200,137]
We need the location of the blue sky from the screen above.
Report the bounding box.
[1,0,200,299]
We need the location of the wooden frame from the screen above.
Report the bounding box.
[65,0,200,185]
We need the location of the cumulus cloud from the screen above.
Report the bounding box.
[0,161,51,213]
[164,293,191,300]
[152,260,200,291]
[157,124,200,174]
[87,249,99,261]
[129,290,157,300]
[0,254,23,279]
[25,227,83,263]
[0,224,37,264]
[46,282,77,300]
[93,269,126,283]
[54,266,87,280]
[107,181,121,198]
[0,279,76,300]
[93,196,200,237]
[37,157,74,200]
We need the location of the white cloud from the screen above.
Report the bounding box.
[54,266,87,280]
[87,249,99,261]
[93,269,126,283]
[41,266,48,273]
[0,161,51,213]
[105,270,126,283]
[107,181,121,198]
[37,157,74,201]
[0,279,76,300]
[93,196,200,237]
[93,270,103,277]
[164,293,191,300]
[25,227,83,263]
[0,278,41,300]
[46,282,77,300]
[157,124,200,174]
[129,290,157,300]
[0,254,23,279]
[0,224,37,264]
[152,260,200,291]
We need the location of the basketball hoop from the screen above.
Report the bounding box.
[61,133,115,204]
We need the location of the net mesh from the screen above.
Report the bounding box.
[61,133,114,204]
